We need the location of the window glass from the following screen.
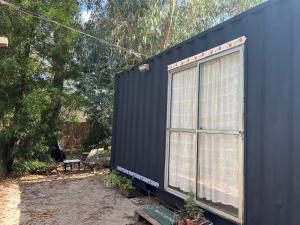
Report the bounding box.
[199,52,241,130]
[167,48,243,221]
[169,132,196,193]
[171,67,197,129]
[197,133,239,216]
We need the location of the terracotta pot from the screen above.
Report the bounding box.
[186,219,199,225]
[178,219,187,225]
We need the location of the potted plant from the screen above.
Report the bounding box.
[183,193,212,225]
[117,176,137,198]
[176,208,188,225]
[103,171,139,198]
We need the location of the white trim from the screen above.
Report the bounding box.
[238,46,245,223]
[197,129,242,135]
[116,166,159,187]
[164,42,245,224]
[165,186,241,224]
[168,36,246,71]
[164,72,173,191]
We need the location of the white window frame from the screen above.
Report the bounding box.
[164,45,245,224]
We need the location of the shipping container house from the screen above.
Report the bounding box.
[111,0,300,224]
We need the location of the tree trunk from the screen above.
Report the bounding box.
[0,143,7,179]
[46,28,67,147]
[2,40,31,176]
[159,0,176,50]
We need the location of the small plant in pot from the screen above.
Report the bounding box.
[180,193,211,225]
[176,208,189,225]
[117,176,137,198]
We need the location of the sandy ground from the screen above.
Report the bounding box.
[0,171,157,225]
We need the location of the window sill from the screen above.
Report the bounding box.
[164,186,243,224]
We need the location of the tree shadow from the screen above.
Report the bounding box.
[16,173,101,225]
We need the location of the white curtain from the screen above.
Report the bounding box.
[199,52,240,131]
[169,132,196,193]
[168,51,242,209]
[197,52,241,209]
[171,67,197,129]
[197,134,239,208]
[169,66,197,193]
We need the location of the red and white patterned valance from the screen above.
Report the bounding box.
[168,36,246,71]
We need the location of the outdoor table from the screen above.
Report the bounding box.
[63,159,81,172]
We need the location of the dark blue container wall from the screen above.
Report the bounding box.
[111,0,300,224]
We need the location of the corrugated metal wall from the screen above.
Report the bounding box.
[112,0,300,224]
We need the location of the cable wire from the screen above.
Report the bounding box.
[0,0,146,57]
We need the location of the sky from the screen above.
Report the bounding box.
[81,6,91,23]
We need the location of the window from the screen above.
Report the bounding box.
[165,46,244,223]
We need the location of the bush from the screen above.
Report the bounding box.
[118,176,135,190]
[103,170,135,190]
[103,170,120,188]
[81,122,111,150]
[12,159,48,177]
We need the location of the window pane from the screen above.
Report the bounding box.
[197,133,240,210]
[169,132,196,193]
[171,67,197,129]
[199,52,241,130]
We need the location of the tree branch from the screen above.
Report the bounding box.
[159,0,176,50]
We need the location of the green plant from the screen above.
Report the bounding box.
[28,160,48,171]
[11,159,48,177]
[184,193,204,220]
[103,170,120,188]
[118,176,135,191]
[103,171,136,191]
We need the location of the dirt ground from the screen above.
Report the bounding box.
[0,171,157,225]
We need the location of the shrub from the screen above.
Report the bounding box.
[81,122,111,151]
[103,171,135,190]
[28,160,48,172]
[12,159,48,177]
[103,170,120,188]
[118,176,135,190]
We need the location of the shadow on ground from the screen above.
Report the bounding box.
[0,172,154,225]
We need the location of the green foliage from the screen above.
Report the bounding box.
[11,159,48,177]
[103,170,120,188]
[103,170,135,190]
[0,0,81,175]
[0,0,265,177]
[76,0,265,150]
[81,121,111,150]
[184,193,204,220]
[84,0,265,60]
[118,176,135,191]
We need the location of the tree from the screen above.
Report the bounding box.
[0,0,48,174]
[0,0,81,175]
[77,0,265,149]
[0,0,265,175]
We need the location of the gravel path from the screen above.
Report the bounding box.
[0,172,155,225]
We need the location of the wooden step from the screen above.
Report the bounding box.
[135,209,161,225]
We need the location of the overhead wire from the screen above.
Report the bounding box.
[0,0,147,58]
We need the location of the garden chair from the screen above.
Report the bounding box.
[82,149,101,173]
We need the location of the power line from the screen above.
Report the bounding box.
[0,0,146,57]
